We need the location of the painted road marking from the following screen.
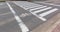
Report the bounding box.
[0,12,11,16]
[25,5,43,9]
[21,3,43,8]
[39,8,58,17]
[13,1,48,21]
[13,1,59,21]
[30,12,47,21]
[13,1,44,10]
[13,2,27,10]
[30,6,47,11]
[33,7,52,14]
[20,13,32,18]
[17,1,42,7]
[6,2,29,32]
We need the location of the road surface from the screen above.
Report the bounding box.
[0,1,60,32]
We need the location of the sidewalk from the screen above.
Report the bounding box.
[52,22,60,32]
[32,13,60,32]
[32,1,60,7]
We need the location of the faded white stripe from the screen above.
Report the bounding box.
[30,12,46,21]
[39,8,58,17]
[13,2,27,10]
[0,12,11,16]
[13,1,43,10]
[6,2,29,32]
[26,5,43,9]
[33,7,52,14]
[30,6,47,11]
[12,1,47,21]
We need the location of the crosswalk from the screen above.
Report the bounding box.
[13,1,58,21]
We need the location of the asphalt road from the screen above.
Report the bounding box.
[0,2,22,32]
[0,1,60,32]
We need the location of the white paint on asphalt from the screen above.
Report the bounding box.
[13,1,47,21]
[30,12,47,21]
[26,4,42,8]
[20,13,32,18]
[25,5,43,9]
[13,2,27,10]
[33,7,52,14]
[30,6,47,11]
[6,2,29,32]
[39,8,58,17]
[13,1,44,10]
[0,12,11,16]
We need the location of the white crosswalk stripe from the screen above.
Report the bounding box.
[26,5,43,9]
[13,1,59,21]
[30,12,47,21]
[13,1,43,10]
[39,8,58,17]
[30,6,47,11]
[32,7,52,14]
